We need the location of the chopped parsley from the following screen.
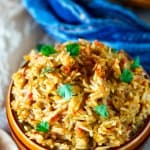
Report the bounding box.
[120,69,133,83]
[36,121,49,132]
[66,43,80,56]
[36,44,56,56]
[41,66,55,74]
[94,104,108,118]
[57,84,73,100]
[131,56,140,69]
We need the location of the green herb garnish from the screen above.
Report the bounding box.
[41,66,55,74]
[36,121,49,132]
[57,84,73,100]
[36,44,56,56]
[131,56,140,69]
[120,69,133,83]
[112,48,118,53]
[36,44,43,52]
[94,104,108,118]
[66,43,80,56]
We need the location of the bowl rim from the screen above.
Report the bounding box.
[6,62,150,150]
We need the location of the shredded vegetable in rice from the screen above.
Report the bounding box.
[11,39,150,149]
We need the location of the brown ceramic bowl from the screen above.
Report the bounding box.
[6,62,150,150]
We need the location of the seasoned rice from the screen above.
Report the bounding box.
[11,39,150,149]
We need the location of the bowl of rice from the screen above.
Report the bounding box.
[6,39,150,150]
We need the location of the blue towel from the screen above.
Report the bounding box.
[22,0,150,73]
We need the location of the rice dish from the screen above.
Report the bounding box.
[11,39,150,149]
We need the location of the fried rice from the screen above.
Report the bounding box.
[11,39,150,150]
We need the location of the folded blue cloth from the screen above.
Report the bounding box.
[23,0,150,72]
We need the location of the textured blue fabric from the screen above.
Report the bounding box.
[22,0,150,72]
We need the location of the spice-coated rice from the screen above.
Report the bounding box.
[11,39,150,149]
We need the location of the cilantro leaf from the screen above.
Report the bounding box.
[36,121,49,132]
[131,56,140,69]
[36,44,56,56]
[94,104,108,118]
[57,84,73,100]
[120,69,133,83]
[41,66,55,74]
[66,43,80,56]
[112,48,118,53]
[36,44,43,52]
